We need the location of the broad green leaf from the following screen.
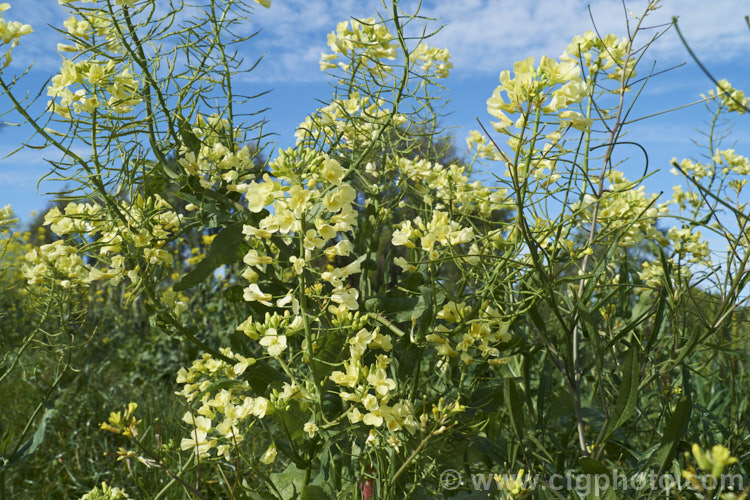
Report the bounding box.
[5,407,56,469]
[243,360,286,395]
[468,382,504,413]
[579,457,619,500]
[601,348,640,442]
[504,377,525,440]
[528,303,547,335]
[301,485,332,500]
[467,435,507,464]
[657,247,674,295]
[536,357,554,429]
[365,296,420,318]
[178,115,202,154]
[174,223,245,291]
[650,397,691,470]
[644,290,666,352]
[223,285,245,302]
[270,462,307,499]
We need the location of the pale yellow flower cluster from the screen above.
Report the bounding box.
[100,402,140,437]
[46,4,140,118]
[78,481,130,500]
[560,31,636,82]
[714,149,750,176]
[638,259,690,289]
[177,114,259,188]
[486,53,589,134]
[24,195,183,289]
[466,130,502,161]
[0,217,38,292]
[682,443,739,492]
[636,223,712,288]
[395,156,509,216]
[672,157,713,181]
[0,3,32,68]
[320,17,397,76]
[0,203,17,231]
[427,302,511,367]
[175,346,287,459]
[574,171,669,249]
[46,57,141,118]
[236,147,361,315]
[704,79,748,114]
[328,323,416,434]
[236,310,303,358]
[494,469,528,498]
[667,227,712,266]
[391,210,474,261]
[412,43,452,79]
[23,239,91,288]
[669,185,701,212]
[294,91,407,149]
[58,6,125,53]
[386,155,516,277]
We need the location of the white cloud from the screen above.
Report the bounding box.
[421,0,750,77]
[3,0,749,82]
[242,0,750,82]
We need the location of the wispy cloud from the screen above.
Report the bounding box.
[423,0,750,77]
[233,0,750,82]
[4,0,748,83]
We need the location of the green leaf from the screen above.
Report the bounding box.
[178,114,202,154]
[416,285,435,338]
[651,397,691,470]
[365,296,419,317]
[579,458,619,500]
[644,290,666,352]
[528,304,547,335]
[301,485,332,500]
[536,357,554,429]
[657,247,674,295]
[174,223,245,291]
[223,285,245,302]
[5,407,56,469]
[269,462,307,499]
[582,239,623,301]
[467,436,508,464]
[601,347,640,442]
[504,377,525,440]
[468,382,504,413]
[243,359,286,395]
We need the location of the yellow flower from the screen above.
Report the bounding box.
[243,283,273,306]
[180,415,216,457]
[331,287,359,310]
[260,443,277,464]
[330,360,360,387]
[259,329,287,357]
[691,443,738,477]
[303,421,318,438]
[321,157,345,185]
[323,184,356,213]
[558,110,593,131]
[366,367,396,396]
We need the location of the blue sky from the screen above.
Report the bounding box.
[1,0,749,224]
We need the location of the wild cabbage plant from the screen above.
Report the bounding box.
[1,0,748,498]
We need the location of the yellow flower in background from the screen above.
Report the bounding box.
[690,443,738,477]
[303,421,318,438]
[259,328,287,357]
[260,443,277,464]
